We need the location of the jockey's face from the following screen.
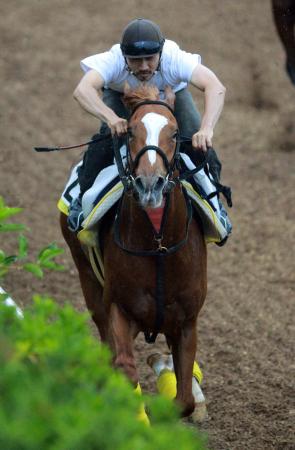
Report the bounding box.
[126,54,160,81]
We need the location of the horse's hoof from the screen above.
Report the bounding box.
[189,401,208,424]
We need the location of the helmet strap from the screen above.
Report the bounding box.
[124,56,133,73]
[124,53,162,77]
[156,51,162,71]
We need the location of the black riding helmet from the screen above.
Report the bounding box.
[120,18,165,58]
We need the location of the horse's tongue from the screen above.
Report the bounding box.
[145,200,165,233]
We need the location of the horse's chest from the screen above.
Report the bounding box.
[104,230,205,329]
[112,283,198,330]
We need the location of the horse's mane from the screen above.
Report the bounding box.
[123,84,160,111]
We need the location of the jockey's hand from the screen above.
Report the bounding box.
[107,116,128,136]
[192,127,213,152]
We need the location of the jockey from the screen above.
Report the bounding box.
[68,18,232,242]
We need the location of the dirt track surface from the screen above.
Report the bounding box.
[1,1,295,449]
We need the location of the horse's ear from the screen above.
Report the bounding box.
[124,82,131,95]
[164,86,176,110]
[123,82,133,109]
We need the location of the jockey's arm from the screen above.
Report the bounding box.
[189,64,226,151]
[73,70,128,135]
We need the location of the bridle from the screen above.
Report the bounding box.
[112,100,181,194]
[112,99,215,259]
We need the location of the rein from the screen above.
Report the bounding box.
[34,133,111,153]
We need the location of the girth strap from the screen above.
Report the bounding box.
[144,254,165,343]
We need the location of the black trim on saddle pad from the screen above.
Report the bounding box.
[64,179,80,204]
[92,175,121,208]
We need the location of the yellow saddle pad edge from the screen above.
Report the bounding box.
[181,180,217,226]
[57,198,69,216]
[181,180,221,244]
[82,182,123,229]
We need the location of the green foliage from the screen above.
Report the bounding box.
[0,197,64,279]
[0,196,26,231]
[0,292,9,302]
[0,297,206,450]
[0,196,206,449]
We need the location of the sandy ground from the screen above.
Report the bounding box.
[1,1,295,449]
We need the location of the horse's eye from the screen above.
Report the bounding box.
[128,129,134,139]
[172,131,178,140]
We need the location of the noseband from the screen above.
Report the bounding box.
[113,100,181,192]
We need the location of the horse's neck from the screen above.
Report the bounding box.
[163,187,188,241]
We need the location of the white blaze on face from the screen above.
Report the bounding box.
[141,113,168,166]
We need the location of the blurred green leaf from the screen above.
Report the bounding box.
[0,207,23,221]
[0,292,9,302]
[0,223,27,232]
[23,263,44,279]
[18,235,28,259]
[0,250,6,262]
[38,243,64,263]
[3,255,18,266]
[39,260,65,271]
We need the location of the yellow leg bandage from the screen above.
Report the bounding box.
[156,361,203,400]
[157,370,177,399]
[192,361,203,385]
[134,383,150,426]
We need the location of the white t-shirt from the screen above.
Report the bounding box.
[80,40,201,97]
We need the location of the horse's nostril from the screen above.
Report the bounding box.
[154,176,165,191]
[134,176,165,199]
[134,176,145,193]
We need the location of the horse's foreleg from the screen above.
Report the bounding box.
[172,321,197,417]
[60,213,108,341]
[108,303,139,386]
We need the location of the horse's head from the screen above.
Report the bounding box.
[123,84,178,208]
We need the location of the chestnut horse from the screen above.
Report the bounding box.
[60,85,207,417]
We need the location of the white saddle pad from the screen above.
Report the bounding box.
[58,155,227,244]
